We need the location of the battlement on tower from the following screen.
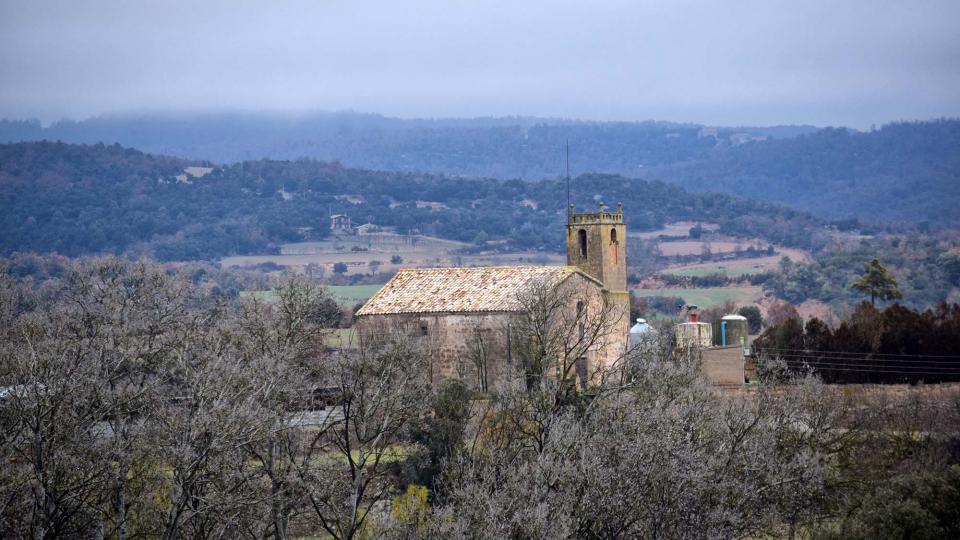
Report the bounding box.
[568,202,623,225]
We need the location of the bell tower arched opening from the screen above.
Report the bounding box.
[566,201,627,292]
[610,228,618,265]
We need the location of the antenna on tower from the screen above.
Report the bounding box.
[565,139,571,223]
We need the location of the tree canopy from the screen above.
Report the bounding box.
[852,258,902,305]
[0,141,828,261]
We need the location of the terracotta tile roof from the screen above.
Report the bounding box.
[356,266,598,316]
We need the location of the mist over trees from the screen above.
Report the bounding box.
[0,113,814,178]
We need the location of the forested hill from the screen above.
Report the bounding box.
[648,120,960,224]
[0,113,813,180]
[0,141,825,261]
[1,114,956,225]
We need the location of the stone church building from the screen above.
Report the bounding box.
[355,203,630,390]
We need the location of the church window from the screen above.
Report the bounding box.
[610,228,618,264]
[578,229,587,257]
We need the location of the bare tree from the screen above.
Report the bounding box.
[464,324,492,393]
[432,358,852,539]
[0,298,112,538]
[66,259,194,540]
[6,257,955,540]
[508,276,624,394]
[152,304,272,540]
[294,337,429,540]
[232,279,333,540]
[462,276,624,460]
[0,258,197,539]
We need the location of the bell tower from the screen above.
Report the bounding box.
[566,202,630,348]
[566,201,627,291]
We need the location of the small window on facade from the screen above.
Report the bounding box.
[420,323,429,336]
[578,229,587,257]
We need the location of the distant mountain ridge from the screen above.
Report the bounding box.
[0,111,813,177]
[1,113,956,225]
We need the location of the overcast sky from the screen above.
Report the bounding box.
[1,0,958,128]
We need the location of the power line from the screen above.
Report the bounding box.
[775,361,960,377]
[784,358,960,375]
[758,352,960,365]
[756,347,960,359]
[773,358,960,373]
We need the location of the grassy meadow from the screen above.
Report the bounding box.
[328,284,383,304]
[222,233,563,276]
[664,264,769,277]
[241,284,384,307]
[632,286,763,309]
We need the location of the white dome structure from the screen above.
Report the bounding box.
[629,318,657,347]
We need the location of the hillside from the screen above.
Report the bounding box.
[650,120,960,224]
[2,114,956,225]
[0,113,813,180]
[0,141,826,261]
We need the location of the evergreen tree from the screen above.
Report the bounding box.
[737,305,763,333]
[851,258,902,305]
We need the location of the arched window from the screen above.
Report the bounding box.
[610,228,619,264]
[578,229,587,257]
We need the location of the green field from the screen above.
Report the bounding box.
[632,286,762,309]
[326,327,360,349]
[281,239,370,253]
[280,234,467,255]
[239,284,383,306]
[327,284,383,304]
[664,265,769,278]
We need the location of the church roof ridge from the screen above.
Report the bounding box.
[355,265,600,316]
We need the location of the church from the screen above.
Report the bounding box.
[355,203,630,390]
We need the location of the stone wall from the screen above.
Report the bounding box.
[355,311,512,390]
[700,345,746,386]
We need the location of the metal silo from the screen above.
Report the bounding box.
[720,314,749,347]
